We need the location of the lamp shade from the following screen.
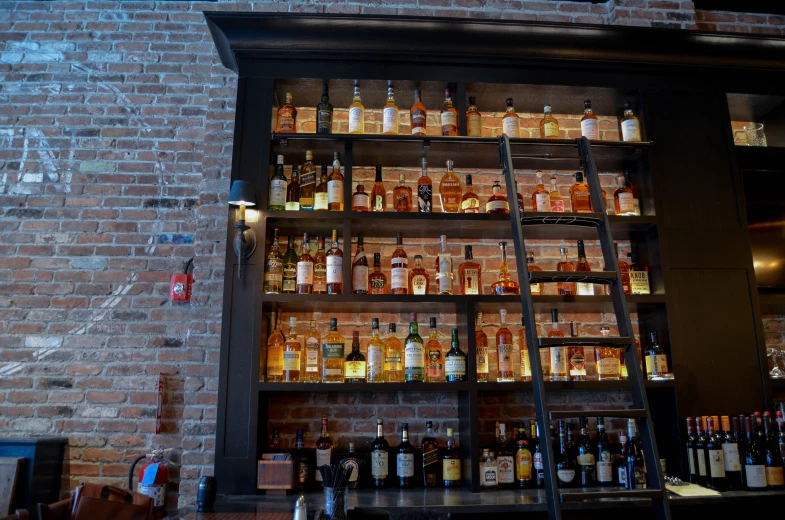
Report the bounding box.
[228,180,256,207]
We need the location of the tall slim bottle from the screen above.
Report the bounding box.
[315,417,333,487]
[371,419,389,487]
[436,234,453,295]
[404,313,425,383]
[397,423,415,487]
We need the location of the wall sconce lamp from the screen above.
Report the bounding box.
[228,180,257,280]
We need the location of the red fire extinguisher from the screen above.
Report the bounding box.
[130,447,169,517]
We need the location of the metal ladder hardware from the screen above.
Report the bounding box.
[498,135,671,520]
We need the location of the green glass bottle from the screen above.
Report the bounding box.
[404,312,424,383]
[444,328,467,382]
[317,84,333,134]
[282,236,298,294]
[268,155,288,211]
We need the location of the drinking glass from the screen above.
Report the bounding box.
[768,348,785,379]
[734,123,767,147]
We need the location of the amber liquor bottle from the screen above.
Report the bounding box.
[266,311,285,382]
[315,165,329,211]
[393,173,412,212]
[580,99,599,139]
[321,318,344,383]
[460,173,480,214]
[466,96,482,137]
[417,157,432,213]
[390,232,409,295]
[531,171,550,212]
[300,150,316,211]
[497,308,514,382]
[527,251,542,295]
[548,309,568,382]
[441,88,458,136]
[549,176,564,212]
[556,247,576,295]
[596,326,621,381]
[327,152,344,211]
[486,178,510,215]
[439,159,462,213]
[351,233,368,295]
[570,172,592,213]
[425,318,444,382]
[283,316,301,383]
[540,103,559,139]
[296,233,314,294]
[344,331,367,383]
[410,90,427,136]
[443,428,462,487]
[312,236,327,294]
[575,239,593,296]
[475,312,489,382]
[459,245,482,295]
[276,92,296,133]
[422,421,440,487]
[620,101,641,142]
[491,241,520,295]
[568,321,585,382]
[383,85,399,135]
[519,319,531,382]
[352,180,370,212]
[371,166,386,212]
[369,253,387,294]
[263,227,283,294]
[326,229,343,295]
[315,417,334,487]
[408,255,430,295]
[384,323,403,383]
[628,252,650,294]
[502,98,520,138]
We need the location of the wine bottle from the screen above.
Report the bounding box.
[625,419,647,489]
[555,421,576,487]
[577,425,596,486]
[705,417,727,491]
[763,412,785,489]
[694,417,708,486]
[685,417,698,484]
[595,418,614,486]
[721,415,743,490]
[743,416,767,490]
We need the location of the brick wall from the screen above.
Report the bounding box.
[1,0,783,513]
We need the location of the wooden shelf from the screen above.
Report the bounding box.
[258,380,674,392]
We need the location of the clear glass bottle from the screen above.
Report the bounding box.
[316,84,332,134]
[436,234,453,295]
[369,252,387,294]
[326,229,343,295]
[519,319,531,382]
[568,321,585,382]
[276,92,296,133]
[299,150,316,211]
[263,227,283,294]
[348,84,364,134]
[296,232,314,294]
[502,97,520,138]
[459,245,482,295]
[480,448,499,490]
[466,96,482,137]
[527,251,542,295]
[408,254,430,295]
[540,103,559,139]
[367,318,385,383]
[486,178,510,214]
[321,318,344,383]
[575,239,593,296]
[344,331,367,383]
[393,173,413,212]
[417,157,432,213]
[351,233,368,295]
[570,172,592,213]
[549,177,564,212]
[371,165,386,212]
[266,311,285,382]
[620,101,641,142]
[404,312,425,383]
[549,309,568,382]
[312,236,327,295]
[425,317,444,383]
[315,165,329,211]
[491,241,520,295]
[268,155,287,210]
[390,232,408,295]
[614,174,636,216]
[556,247,576,295]
[441,88,458,136]
[303,320,321,382]
[410,89,427,136]
[531,171,550,212]
[439,159,462,213]
[497,309,514,382]
[283,316,301,382]
[580,99,599,139]
[327,152,344,211]
[596,326,621,381]
[384,323,403,383]
[383,85,399,135]
[475,312,489,382]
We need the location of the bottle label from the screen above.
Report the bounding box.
[622,119,641,142]
[327,180,343,205]
[269,179,287,207]
[550,199,565,212]
[569,349,586,376]
[535,192,551,212]
[630,270,650,295]
[265,259,282,285]
[577,282,594,295]
[278,113,294,131]
[540,350,550,376]
[521,349,531,378]
[687,448,696,475]
[372,450,388,478]
[486,200,509,212]
[305,339,319,372]
[480,465,498,487]
[581,118,599,139]
[476,346,489,374]
[441,111,457,130]
[765,466,785,486]
[342,459,359,482]
[352,265,368,292]
[373,194,385,211]
[427,349,442,379]
[370,276,385,294]
[385,354,402,372]
[443,459,461,481]
[462,267,480,295]
[266,346,283,376]
[721,443,740,471]
[326,255,342,284]
[344,360,366,378]
[530,282,541,295]
[497,455,514,483]
[516,449,532,480]
[633,467,647,488]
[550,347,567,375]
[557,468,575,484]
[322,342,344,360]
[313,262,326,293]
[404,341,425,376]
[438,257,452,293]
[285,201,300,211]
[577,453,595,466]
[460,197,480,212]
[445,356,466,376]
[697,450,707,476]
[411,109,426,134]
[391,266,408,290]
[297,459,308,484]
[543,121,559,138]
[299,171,316,191]
[348,107,363,133]
[597,454,613,482]
[314,192,329,210]
[418,183,432,213]
[316,449,332,481]
[352,192,369,210]
[383,107,398,134]
[534,452,543,470]
[707,449,726,478]
[645,354,668,376]
[502,116,520,138]
[283,264,297,292]
[317,110,332,132]
[411,274,428,295]
[296,261,313,285]
[397,453,414,477]
[367,344,384,380]
[467,113,482,137]
[283,351,300,371]
[617,466,627,485]
[499,343,513,373]
[597,357,620,378]
[617,192,635,214]
[745,465,767,488]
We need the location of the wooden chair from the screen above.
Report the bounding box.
[0,510,29,520]
[37,499,71,520]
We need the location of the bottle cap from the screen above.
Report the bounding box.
[410,312,417,322]
[469,96,476,105]
[584,99,591,108]
[426,420,433,428]
[277,155,284,165]
[371,318,379,328]
[430,317,436,328]
[506,98,513,106]
[444,87,451,98]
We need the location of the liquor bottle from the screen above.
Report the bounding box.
[614,429,628,486]
[369,253,387,294]
[515,424,533,488]
[475,312,489,382]
[441,88,458,136]
[502,98,520,138]
[303,320,321,383]
[367,318,385,383]
[315,165,329,211]
[491,241,520,295]
[460,173,480,213]
[264,228,283,294]
[266,311,285,382]
[321,318,344,383]
[397,423,415,488]
[496,423,515,489]
[351,234,369,295]
[466,96,482,137]
[628,252,650,295]
[531,171,550,212]
[340,442,364,489]
[404,313,425,383]
[410,89,427,136]
[352,181,370,212]
[744,416,767,489]
[439,159,462,213]
[580,99,599,140]
[348,83,364,134]
[577,425,596,486]
[344,331,367,383]
[694,417,708,486]
[616,243,632,295]
[417,157,432,213]
[549,177,564,212]
[685,417,698,484]
[519,319,531,382]
[444,328,467,382]
[644,331,668,379]
[300,150,316,211]
[371,419,389,487]
[443,428,462,487]
[459,245,482,295]
[721,416,743,489]
[596,418,613,486]
[556,420,577,487]
[532,422,545,488]
[705,417,727,490]
[315,417,333,486]
[549,309,568,382]
[625,419,647,489]
[296,233,314,294]
[328,152,344,211]
[371,166,386,212]
[566,421,577,460]
[497,309,514,382]
[276,92,296,133]
[614,174,636,216]
[570,172,591,213]
[269,155,287,210]
[313,236,327,294]
[540,103,559,139]
[575,239,594,295]
[479,448,498,491]
[777,411,785,462]
[382,85,399,135]
[393,173,412,212]
[422,421,440,487]
[286,164,300,211]
[391,232,408,295]
[596,326,621,381]
[527,251,542,295]
[408,255,430,295]
[486,178,510,214]
[556,247,576,295]
[384,323,403,383]
[514,180,525,212]
[568,321,585,382]
[326,229,343,295]
[294,429,309,490]
[316,84,333,134]
[620,101,641,142]
[425,318,444,383]
[283,316,301,383]
[764,414,785,488]
[436,234,454,295]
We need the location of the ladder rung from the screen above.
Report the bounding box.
[560,489,664,502]
[549,409,647,420]
[538,337,632,348]
[529,271,617,285]
[520,213,604,228]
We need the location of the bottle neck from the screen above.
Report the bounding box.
[376,424,384,438]
[410,322,418,335]
[401,430,409,442]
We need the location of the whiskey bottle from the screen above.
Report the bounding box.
[575,239,594,295]
[549,177,565,212]
[316,84,333,134]
[391,232,409,295]
[417,157,432,213]
[705,417,727,491]
[460,173,480,214]
[556,420,577,487]
[283,316,301,383]
[315,165,329,211]
[371,166,386,212]
[408,255,430,295]
[616,243,632,295]
[491,241,520,295]
[303,320,321,383]
[296,233,314,294]
[367,318,385,383]
[383,85,399,135]
[300,150,316,211]
[595,326,620,381]
[268,155,287,210]
[282,236,297,294]
[369,253,387,294]
[404,313,425,383]
[313,236,327,294]
[540,103,559,139]
[519,319,531,382]
[444,328,467,382]
[625,419,647,489]
[644,331,668,379]
[436,234,453,295]
[443,428,462,487]
[515,180,525,212]
[486,178,510,214]
[496,423,515,488]
[321,318,344,383]
[315,417,333,486]
[620,101,641,142]
[502,98,520,138]
[326,229,343,295]
[475,312,489,382]
[439,159,462,213]
[628,252,650,294]
[515,423,533,488]
[351,181,370,212]
[410,89,427,136]
[340,442,364,489]
[497,309,514,382]
[328,152,344,211]
[580,99,599,140]
[425,318,444,383]
[371,419,389,487]
[263,227,283,294]
[344,331,367,383]
[348,83,364,134]
[596,418,614,486]
[294,429,309,490]
[393,173,412,212]
[577,425,596,486]
[480,449,499,490]
[527,251,542,295]
[266,311,285,382]
[384,324,403,383]
[459,245,482,295]
[466,96,482,137]
[570,172,592,213]
[422,421,440,487]
[441,88,459,136]
[568,321,585,382]
[625,170,641,215]
[276,92,296,133]
[556,247,576,295]
[549,309,568,382]
[397,423,415,488]
[286,164,300,211]
[531,171,550,212]
[351,233,368,295]
[614,174,636,216]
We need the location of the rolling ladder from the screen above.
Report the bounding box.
[498,135,671,520]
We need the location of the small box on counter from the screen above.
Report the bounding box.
[257,455,297,494]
